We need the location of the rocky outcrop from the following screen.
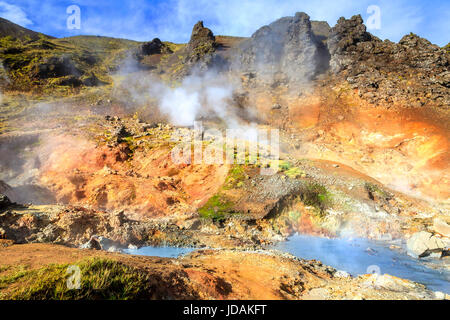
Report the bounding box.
[183,21,220,72]
[407,231,446,258]
[236,12,330,84]
[327,15,374,73]
[327,15,449,107]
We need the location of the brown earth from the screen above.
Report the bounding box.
[0,243,442,300]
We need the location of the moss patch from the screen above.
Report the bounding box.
[224,165,247,189]
[198,194,235,222]
[300,183,333,212]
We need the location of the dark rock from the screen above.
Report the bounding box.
[235,12,329,84]
[0,194,11,210]
[111,125,130,143]
[327,14,374,73]
[140,38,171,56]
[327,15,450,108]
[187,21,216,54]
[311,21,331,43]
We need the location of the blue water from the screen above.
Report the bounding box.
[124,246,196,258]
[272,234,450,293]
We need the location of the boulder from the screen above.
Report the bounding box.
[407,231,446,258]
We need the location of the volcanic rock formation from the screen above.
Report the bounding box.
[236,12,330,84]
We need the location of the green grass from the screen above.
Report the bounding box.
[269,160,306,179]
[0,258,154,300]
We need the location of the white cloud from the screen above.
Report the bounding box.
[0,1,32,26]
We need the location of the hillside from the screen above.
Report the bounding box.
[0,13,449,301]
[0,17,51,41]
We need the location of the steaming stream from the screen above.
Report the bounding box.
[272,234,450,293]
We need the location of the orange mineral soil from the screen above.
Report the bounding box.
[38,135,229,217]
[254,87,450,204]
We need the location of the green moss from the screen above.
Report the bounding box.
[284,167,305,179]
[300,183,333,212]
[278,160,292,171]
[198,194,235,222]
[1,258,154,300]
[224,165,247,189]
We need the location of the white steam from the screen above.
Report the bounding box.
[155,73,234,126]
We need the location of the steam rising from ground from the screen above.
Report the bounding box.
[151,72,235,127]
[114,57,250,129]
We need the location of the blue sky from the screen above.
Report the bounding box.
[0,0,448,46]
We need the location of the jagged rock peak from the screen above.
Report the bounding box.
[188,21,216,50]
